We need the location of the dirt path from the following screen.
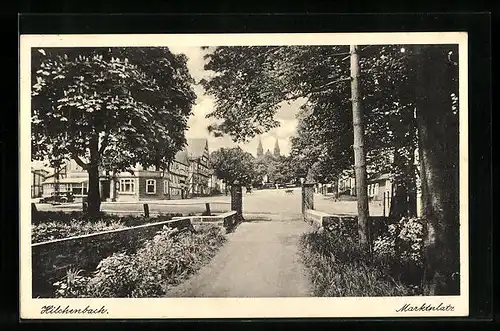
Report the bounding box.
[165,219,313,297]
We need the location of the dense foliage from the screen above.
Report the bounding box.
[31,220,126,243]
[31,211,185,243]
[299,231,410,297]
[300,216,426,296]
[209,147,256,186]
[202,44,460,295]
[52,226,226,298]
[32,47,197,214]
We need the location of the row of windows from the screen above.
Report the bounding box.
[119,178,184,195]
[368,183,380,197]
[44,182,88,195]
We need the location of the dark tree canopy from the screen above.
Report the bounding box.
[201,44,460,295]
[209,147,256,186]
[32,47,197,213]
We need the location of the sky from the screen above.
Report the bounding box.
[168,46,303,157]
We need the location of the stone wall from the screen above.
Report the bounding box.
[173,211,239,232]
[305,209,394,242]
[32,218,192,298]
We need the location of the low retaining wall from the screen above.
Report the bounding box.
[32,217,192,298]
[304,209,394,239]
[172,211,239,231]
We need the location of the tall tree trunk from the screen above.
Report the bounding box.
[350,45,370,247]
[389,148,418,219]
[86,134,101,216]
[413,45,460,295]
[407,146,418,217]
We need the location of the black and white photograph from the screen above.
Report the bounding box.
[20,32,468,319]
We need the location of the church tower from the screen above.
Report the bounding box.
[273,138,281,158]
[256,136,264,158]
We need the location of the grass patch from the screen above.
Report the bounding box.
[299,231,411,297]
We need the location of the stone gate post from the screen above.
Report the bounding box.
[301,182,315,216]
[231,180,243,221]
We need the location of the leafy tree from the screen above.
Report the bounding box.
[31,47,196,215]
[209,147,256,188]
[201,44,460,295]
[410,45,460,295]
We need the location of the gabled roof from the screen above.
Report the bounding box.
[174,150,189,166]
[31,167,49,174]
[186,138,208,159]
[368,173,391,183]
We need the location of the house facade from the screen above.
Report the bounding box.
[111,167,168,202]
[186,138,210,197]
[338,170,356,196]
[367,173,392,202]
[167,151,189,199]
[40,138,213,202]
[208,170,224,195]
[41,159,107,202]
[31,168,49,198]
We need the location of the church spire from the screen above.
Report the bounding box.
[257,136,264,157]
[273,138,281,157]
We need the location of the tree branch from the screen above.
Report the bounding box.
[280,76,352,104]
[98,133,111,154]
[71,152,89,170]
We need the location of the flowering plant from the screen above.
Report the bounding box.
[373,217,426,267]
[53,268,90,298]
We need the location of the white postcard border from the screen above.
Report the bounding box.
[20,32,469,319]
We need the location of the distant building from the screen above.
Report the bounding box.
[338,170,356,196]
[168,150,189,199]
[256,137,264,158]
[186,138,210,196]
[31,167,49,198]
[273,138,281,158]
[208,169,224,194]
[43,159,108,202]
[40,138,212,202]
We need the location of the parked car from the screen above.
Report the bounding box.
[39,192,75,204]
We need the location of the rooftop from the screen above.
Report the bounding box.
[368,173,391,182]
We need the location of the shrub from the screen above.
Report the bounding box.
[85,252,140,298]
[31,213,186,243]
[299,231,410,297]
[31,220,126,243]
[54,225,227,298]
[53,268,91,298]
[32,211,119,225]
[372,217,426,291]
[373,218,425,266]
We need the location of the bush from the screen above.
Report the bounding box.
[31,220,126,243]
[32,211,119,225]
[53,267,91,298]
[372,217,426,290]
[85,252,139,298]
[299,231,411,297]
[53,225,227,298]
[31,213,185,243]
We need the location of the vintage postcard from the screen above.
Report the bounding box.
[20,32,468,319]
